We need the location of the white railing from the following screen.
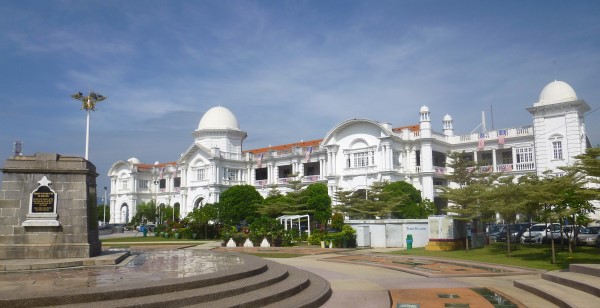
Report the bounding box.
[515,162,535,171]
[431,132,447,142]
[450,126,533,144]
[516,126,531,135]
[222,179,245,186]
[220,152,242,160]
[343,166,378,176]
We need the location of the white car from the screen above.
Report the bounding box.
[521,223,558,244]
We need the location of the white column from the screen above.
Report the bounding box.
[492,148,497,172]
[332,151,337,174]
[382,145,387,170]
[512,148,517,170]
[320,159,325,179]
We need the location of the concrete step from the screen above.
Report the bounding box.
[514,278,599,308]
[56,260,290,308]
[1,252,332,308]
[263,270,332,308]
[569,264,600,278]
[0,254,269,307]
[542,270,600,298]
[189,266,312,308]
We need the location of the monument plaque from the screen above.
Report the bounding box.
[22,175,60,227]
[31,186,55,213]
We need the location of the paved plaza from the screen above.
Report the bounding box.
[0,232,561,307]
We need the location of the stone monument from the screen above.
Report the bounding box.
[0,153,101,259]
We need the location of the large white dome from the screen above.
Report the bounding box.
[197,106,240,130]
[535,80,578,107]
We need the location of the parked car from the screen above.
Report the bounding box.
[487,224,505,242]
[577,226,600,246]
[543,225,577,244]
[495,223,535,243]
[521,223,559,244]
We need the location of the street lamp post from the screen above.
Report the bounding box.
[71,91,106,160]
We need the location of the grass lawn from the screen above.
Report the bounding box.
[102,236,211,243]
[387,243,600,271]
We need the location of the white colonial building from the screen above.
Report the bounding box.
[108,80,592,223]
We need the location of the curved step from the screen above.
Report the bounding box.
[542,271,600,297]
[0,252,268,308]
[263,270,332,308]
[569,264,600,278]
[192,265,311,307]
[514,278,599,308]
[1,252,332,308]
[56,260,290,308]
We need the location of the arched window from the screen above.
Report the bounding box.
[194,197,204,210]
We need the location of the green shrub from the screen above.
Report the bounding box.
[325,225,356,248]
[308,231,324,245]
[331,213,345,231]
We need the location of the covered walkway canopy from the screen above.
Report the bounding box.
[277,214,310,236]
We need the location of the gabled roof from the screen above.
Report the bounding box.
[135,162,177,171]
[244,139,322,155]
[178,143,214,164]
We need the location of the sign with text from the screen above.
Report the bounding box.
[31,185,55,213]
[29,176,57,215]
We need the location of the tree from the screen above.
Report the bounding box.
[440,151,494,251]
[279,177,310,216]
[383,181,435,218]
[523,171,596,263]
[131,201,156,227]
[185,203,217,239]
[219,184,264,226]
[336,186,387,219]
[305,183,332,226]
[97,203,111,224]
[260,186,289,217]
[334,181,433,219]
[485,175,525,257]
[573,147,600,179]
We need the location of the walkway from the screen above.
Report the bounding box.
[0,238,558,307]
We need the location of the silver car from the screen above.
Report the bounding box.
[577,226,600,246]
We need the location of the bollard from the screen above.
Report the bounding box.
[406,234,413,250]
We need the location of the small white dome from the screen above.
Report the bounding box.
[535,81,577,106]
[443,114,453,122]
[198,106,240,130]
[127,157,141,164]
[420,105,430,113]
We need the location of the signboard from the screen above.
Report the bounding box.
[31,185,55,213]
[28,176,57,215]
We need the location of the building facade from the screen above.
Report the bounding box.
[108,80,592,223]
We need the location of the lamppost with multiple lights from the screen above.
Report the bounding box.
[71,91,106,160]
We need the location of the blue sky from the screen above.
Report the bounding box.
[1,1,599,194]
